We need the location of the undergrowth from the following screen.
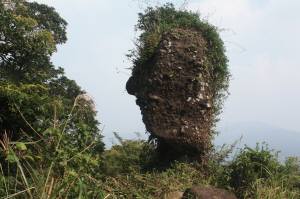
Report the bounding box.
[1,121,300,198]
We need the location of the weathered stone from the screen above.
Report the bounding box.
[162,191,184,199]
[183,186,237,199]
[126,28,214,160]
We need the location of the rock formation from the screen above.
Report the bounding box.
[183,186,237,199]
[126,28,215,160]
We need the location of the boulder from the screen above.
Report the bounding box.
[183,186,237,199]
[162,191,184,199]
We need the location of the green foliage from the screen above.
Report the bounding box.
[99,142,300,198]
[0,1,58,83]
[250,157,300,199]
[280,157,300,188]
[251,178,300,199]
[128,4,230,117]
[228,144,281,196]
[23,1,67,44]
[0,0,104,152]
[102,162,206,198]
[0,1,104,197]
[0,99,104,198]
[101,136,156,176]
[199,143,300,198]
[0,132,300,198]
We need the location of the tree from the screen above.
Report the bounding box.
[0,0,104,173]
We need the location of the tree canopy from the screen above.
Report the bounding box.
[0,0,104,173]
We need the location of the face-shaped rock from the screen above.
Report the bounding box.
[127,28,213,157]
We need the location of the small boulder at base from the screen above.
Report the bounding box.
[183,186,237,199]
[162,191,184,199]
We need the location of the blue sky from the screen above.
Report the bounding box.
[32,0,300,146]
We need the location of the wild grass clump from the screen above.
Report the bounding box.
[208,143,300,198]
[0,97,105,198]
[227,144,282,197]
[100,134,157,176]
[101,161,209,198]
[251,157,300,199]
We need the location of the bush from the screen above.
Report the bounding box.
[102,162,206,198]
[100,135,156,176]
[226,144,281,197]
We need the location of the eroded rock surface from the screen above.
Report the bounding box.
[183,186,237,199]
[127,28,214,159]
[162,191,184,199]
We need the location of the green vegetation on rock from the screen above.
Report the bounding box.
[126,4,230,162]
[128,3,230,117]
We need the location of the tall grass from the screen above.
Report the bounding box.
[0,96,106,198]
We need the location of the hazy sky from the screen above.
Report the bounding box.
[32,0,300,145]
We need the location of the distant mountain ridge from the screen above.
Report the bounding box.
[215,122,300,159]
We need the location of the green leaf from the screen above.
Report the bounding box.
[16,142,27,151]
[6,152,19,163]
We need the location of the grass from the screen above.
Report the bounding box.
[0,100,299,198]
[1,132,300,198]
